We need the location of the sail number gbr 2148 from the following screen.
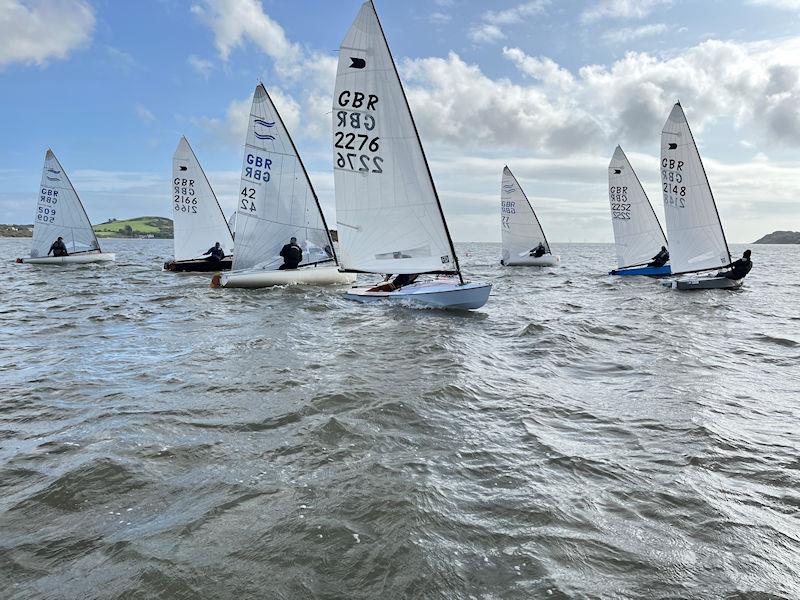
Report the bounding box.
[661,158,686,208]
[334,90,383,174]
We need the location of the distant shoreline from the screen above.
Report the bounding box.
[753,231,800,244]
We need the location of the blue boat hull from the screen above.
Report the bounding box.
[609,265,671,277]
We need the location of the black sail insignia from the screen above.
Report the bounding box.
[349,57,366,69]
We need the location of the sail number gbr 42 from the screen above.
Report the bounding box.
[334,90,383,174]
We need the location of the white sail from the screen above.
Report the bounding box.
[228,211,236,235]
[660,103,731,275]
[608,146,668,269]
[30,149,101,258]
[332,0,458,276]
[500,166,550,262]
[232,84,335,272]
[172,137,234,262]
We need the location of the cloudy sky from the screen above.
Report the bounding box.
[1,0,799,243]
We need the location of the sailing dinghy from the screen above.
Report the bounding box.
[164,137,234,272]
[500,166,559,267]
[660,103,739,290]
[16,149,115,265]
[332,1,491,310]
[214,84,354,289]
[607,146,670,276]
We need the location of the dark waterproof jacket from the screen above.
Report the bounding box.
[531,244,546,258]
[49,241,68,257]
[650,248,669,267]
[280,243,303,267]
[205,246,225,260]
[724,257,752,280]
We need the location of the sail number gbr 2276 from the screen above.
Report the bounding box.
[334,91,383,174]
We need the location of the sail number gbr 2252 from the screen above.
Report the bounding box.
[334,90,383,174]
[609,186,631,220]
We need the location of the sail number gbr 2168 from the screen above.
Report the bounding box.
[334,90,383,174]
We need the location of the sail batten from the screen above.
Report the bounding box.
[232,84,336,272]
[608,146,668,269]
[332,0,460,278]
[500,167,552,262]
[30,150,101,258]
[660,103,731,275]
[171,137,234,262]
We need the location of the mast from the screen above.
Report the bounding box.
[52,150,102,253]
[183,136,235,242]
[507,166,551,254]
[679,103,732,269]
[368,1,463,284]
[617,147,667,269]
[259,83,339,266]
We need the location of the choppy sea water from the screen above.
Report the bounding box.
[1,237,799,600]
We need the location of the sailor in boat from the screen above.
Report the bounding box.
[529,243,546,258]
[648,246,670,267]
[368,273,420,292]
[203,242,225,263]
[279,237,303,270]
[48,237,68,257]
[714,249,752,280]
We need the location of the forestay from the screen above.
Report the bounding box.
[333,0,459,276]
[661,103,731,275]
[608,146,668,269]
[501,166,550,261]
[172,137,234,262]
[233,84,334,272]
[30,150,101,258]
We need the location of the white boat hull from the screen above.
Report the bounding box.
[502,254,560,267]
[664,276,742,290]
[218,265,356,288]
[18,253,116,265]
[344,280,491,310]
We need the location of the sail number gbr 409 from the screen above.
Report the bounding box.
[334,90,383,174]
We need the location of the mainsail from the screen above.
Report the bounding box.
[501,166,551,262]
[333,0,460,278]
[30,149,101,258]
[172,137,234,262]
[608,146,668,269]
[232,84,335,272]
[660,103,731,275]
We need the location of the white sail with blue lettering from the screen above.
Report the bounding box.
[172,137,234,262]
[608,146,668,269]
[660,103,731,275]
[500,166,550,261]
[232,84,335,272]
[332,0,458,276]
[29,149,101,258]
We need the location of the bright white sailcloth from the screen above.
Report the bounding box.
[608,146,668,269]
[660,103,731,275]
[172,137,233,262]
[500,166,551,262]
[29,149,101,258]
[333,0,459,276]
[233,84,335,272]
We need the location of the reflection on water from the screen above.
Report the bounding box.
[1,237,798,599]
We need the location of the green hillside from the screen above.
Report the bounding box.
[93,216,173,239]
